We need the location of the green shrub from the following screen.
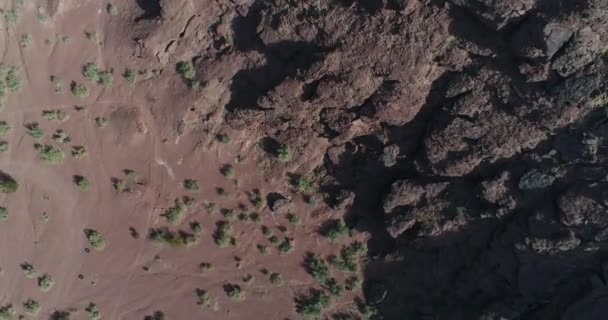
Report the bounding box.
[250,212,262,224]
[71,81,89,98]
[50,310,71,320]
[85,32,100,45]
[74,175,90,191]
[190,221,202,234]
[324,277,343,297]
[38,273,54,292]
[0,207,6,222]
[42,110,67,122]
[276,145,291,162]
[0,141,7,152]
[85,229,106,250]
[320,219,349,241]
[4,10,19,24]
[25,122,43,139]
[199,262,213,272]
[257,244,270,255]
[35,144,65,165]
[195,289,217,310]
[291,175,315,192]
[23,299,40,315]
[106,4,118,16]
[0,304,15,320]
[95,117,109,128]
[223,283,244,300]
[83,63,100,82]
[20,33,32,48]
[0,176,17,193]
[0,64,22,99]
[295,290,330,318]
[21,263,36,278]
[50,75,62,93]
[204,201,217,214]
[184,179,199,191]
[306,255,331,284]
[278,238,294,254]
[216,134,230,144]
[161,199,187,225]
[0,121,11,136]
[72,146,88,159]
[269,272,283,286]
[143,311,165,320]
[214,221,234,248]
[123,68,137,84]
[98,70,114,87]
[287,213,302,225]
[242,273,254,285]
[85,303,101,320]
[112,178,126,193]
[268,235,279,245]
[52,129,71,144]
[177,61,195,80]
[220,164,234,178]
[149,228,197,248]
[344,276,361,291]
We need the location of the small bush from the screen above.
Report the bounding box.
[25,122,43,139]
[161,199,187,225]
[268,235,279,245]
[74,175,90,191]
[83,63,100,82]
[52,129,71,144]
[257,244,270,255]
[23,299,40,315]
[0,207,6,222]
[320,219,349,241]
[95,117,109,128]
[112,178,126,193]
[195,289,217,310]
[306,255,331,284]
[199,262,213,272]
[0,121,11,136]
[51,76,63,94]
[223,283,244,300]
[21,263,36,278]
[278,238,294,254]
[85,229,106,250]
[20,33,32,48]
[4,9,19,24]
[106,4,119,16]
[0,176,17,194]
[325,277,343,297]
[295,290,331,318]
[216,134,230,144]
[35,144,65,165]
[214,221,233,248]
[184,179,199,191]
[176,61,195,80]
[287,213,302,226]
[242,273,255,285]
[344,276,361,291]
[220,164,234,178]
[143,311,165,320]
[250,212,262,224]
[71,81,89,98]
[204,201,217,214]
[149,228,197,248]
[0,141,8,152]
[269,272,283,286]
[42,110,68,122]
[123,68,137,84]
[98,70,114,87]
[85,303,101,320]
[50,310,71,320]
[72,146,88,159]
[0,304,15,319]
[190,221,202,234]
[276,145,291,162]
[38,273,54,292]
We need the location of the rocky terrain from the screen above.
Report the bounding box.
[1,0,608,319]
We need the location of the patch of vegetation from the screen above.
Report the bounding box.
[269,272,283,286]
[3,9,19,25]
[204,201,217,214]
[0,304,15,320]
[269,235,279,245]
[320,219,349,241]
[290,174,315,192]
[85,31,100,45]
[95,117,109,128]
[112,178,126,193]
[0,64,23,102]
[23,299,40,315]
[51,76,62,94]
[242,273,255,285]
[50,310,71,320]
[85,303,101,320]
[184,179,199,191]
[74,175,90,191]
[72,146,88,159]
[357,300,382,320]
[306,255,331,284]
[176,61,195,80]
[257,244,270,255]
[220,164,234,178]
[325,277,343,297]
[216,133,231,144]
[223,283,244,300]
[106,3,118,16]
[276,144,291,162]
[0,175,18,194]
[0,121,11,136]
[35,144,65,165]
[98,70,114,87]
[143,311,165,320]
[295,290,331,319]
[83,63,100,82]
[42,110,68,122]
[85,229,106,250]
[195,289,218,310]
[249,189,265,210]
[71,81,89,98]
[123,68,137,85]
[149,228,197,248]
[25,122,43,139]
[330,241,367,273]
[161,198,187,225]
[0,207,7,222]
[20,33,32,48]
[287,213,302,226]
[238,212,250,223]
[199,262,213,272]
[344,276,361,291]
[52,129,71,144]
[38,273,54,292]
[0,141,7,152]
[214,221,236,248]
[21,263,36,278]
[250,212,262,224]
[278,238,294,254]
[190,221,202,234]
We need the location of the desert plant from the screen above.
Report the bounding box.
[0,304,15,320]
[50,75,63,94]
[74,175,90,191]
[287,213,302,225]
[278,238,294,254]
[204,201,217,214]
[85,303,100,320]
[321,219,349,241]
[291,175,315,192]
[0,141,7,152]
[71,81,89,98]
[0,121,11,136]
[123,68,137,84]
[237,212,250,223]
[25,122,43,139]
[190,221,202,234]
[20,33,32,48]
[112,178,126,193]
[52,129,71,144]
[214,221,234,248]
[269,272,283,286]
[35,144,65,165]
[324,277,343,297]
[242,273,255,285]
[199,262,213,271]
[268,235,279,245]
[257,244,270,255]
[223,283,244,300]
[98,70,114,87]
[161,199,187,225]
[23,299,40,315]
[83,63,100,82]
[176,61,195,80]
[85,229,106,250]
[344,276,361,291]
[42,110,68,122]
[306,255,331,284]
[249,212,262,224]
[106,3,118,16]
[85,31,100,45]
[195,289,218,310]
[0,175,17,193]
[330,241,367,273]
[0,64,22,101]
[0,207,6,222]
[295,290,331,319]
[95,117,109,128]
[21,263,36,278]
[38,273,54,292]
[184,179,199,191]
[4,9,19,24]
[276,144,291,162]
[149,228,197,248]
[220,164,234,178]
[50,310,71,320]
[72,146,88,159]
[216,133,230,144]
